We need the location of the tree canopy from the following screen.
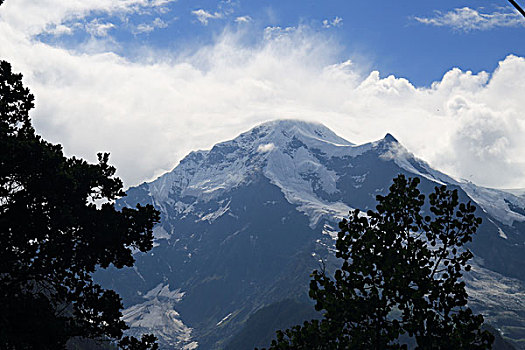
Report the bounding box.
[0,59,159,348]
[266,175,494,349]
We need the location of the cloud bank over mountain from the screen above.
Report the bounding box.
[1,1,524,189]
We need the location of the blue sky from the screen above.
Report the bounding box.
[1,0,525,188]
[37,0,525,85]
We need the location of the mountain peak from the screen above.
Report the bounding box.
[148,121,442,214]
[245,119,354,148]
[371,132,400,152]
[383,133,398,143]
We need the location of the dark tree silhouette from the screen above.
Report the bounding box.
[0,59,159,349]
[266,175,494,349]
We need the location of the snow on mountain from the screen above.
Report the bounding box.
[148,120,358,199]
[460,182,525,227]
[377,134,456,186]
[369,130,525,229]
[122,283,197,349]
[144,120,363,228]
[143,119,525,231]
[502,188,525,199]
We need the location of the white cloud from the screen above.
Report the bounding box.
[0,0,176,36]
[1,5,525,189]
[153,17,168,28]
[191,1,237,26]
[235,15,252,23]
[257,143,275,153]
[46,24,75,36]
[191,9,223,25]
[134,17,168,34]
[150,0,174,6]
[86,19,115,37]
[322,16,343,28]
[414,7,525,31]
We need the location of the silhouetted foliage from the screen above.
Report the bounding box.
[120,335,159,350]
[0,59,159,349]
[265,175,494,349]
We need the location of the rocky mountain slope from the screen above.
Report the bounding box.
[95,120,525,349]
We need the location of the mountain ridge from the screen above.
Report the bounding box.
[129,119,525,233]
[98,119,525,349]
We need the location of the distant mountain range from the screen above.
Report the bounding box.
[95,120,525,349]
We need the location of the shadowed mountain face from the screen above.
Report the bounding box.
[95,120,525,349]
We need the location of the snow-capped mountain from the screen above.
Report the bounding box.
[96,120,525,349]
